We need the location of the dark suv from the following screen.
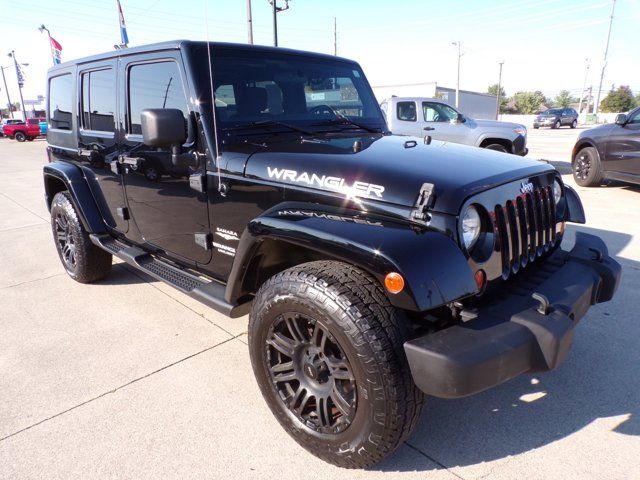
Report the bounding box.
[43,41,620,469]
[534,107,579,129]
[571,107,640,187]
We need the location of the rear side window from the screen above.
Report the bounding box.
[128,61,189,135]
[396,101,416,122]
[81,69,116,133]
[48,74,72,130]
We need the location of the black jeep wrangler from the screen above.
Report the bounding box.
[43,41,621,468]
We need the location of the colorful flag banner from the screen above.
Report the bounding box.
[50,37,62,64]
[117,0,129,46]
[15,63,25,88]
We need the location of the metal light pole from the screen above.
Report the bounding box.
[268,0,290,47]
[334,17,337,56]
[495,61,504,120]
[246,0,253,44]
[8,51,26,120]
[38,24,56,66]
[577,58,590,115]
[0,66,14,119]
[594,0,616,116]
[452,41,462,108]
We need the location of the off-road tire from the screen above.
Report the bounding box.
[485,143,509,153]
[248,261,424,468]
[15,131,26,142]
[572,146,603,187]
[50,191,112,283]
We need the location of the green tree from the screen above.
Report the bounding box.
[554,90,578,108]
[487,84,508,113]
[600,85,637,112]
[513,91,548,114]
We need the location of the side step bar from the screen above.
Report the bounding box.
[90,234,251,318]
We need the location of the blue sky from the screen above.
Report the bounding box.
[1,0,638,104]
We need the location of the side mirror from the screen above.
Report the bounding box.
[456,113,466,124]
[615,113,628,126]
[140,109,187,165]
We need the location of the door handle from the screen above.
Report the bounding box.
[423,127,435,131]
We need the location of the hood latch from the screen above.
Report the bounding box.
[412,183,435,222]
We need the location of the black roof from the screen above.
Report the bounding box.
[49,40,356,73]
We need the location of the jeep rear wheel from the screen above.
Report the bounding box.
[573,147,603,187]
[249,261,424,468]
[14,131,26,142]
[50,192,113,283]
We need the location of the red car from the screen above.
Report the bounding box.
[2,118,42,141]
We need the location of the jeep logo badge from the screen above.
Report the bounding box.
[520,182,535,194]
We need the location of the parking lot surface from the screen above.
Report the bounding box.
[1,130,639,479]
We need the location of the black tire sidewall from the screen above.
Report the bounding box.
[485,144,508,153]
[554,120,561,129]
[573,147,601,187]
[15,132,26,142]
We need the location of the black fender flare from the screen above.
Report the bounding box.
[43,162,106,233]
[226,205,477,312]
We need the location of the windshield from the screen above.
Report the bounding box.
[207,47,386,132]
[543,108,562,115]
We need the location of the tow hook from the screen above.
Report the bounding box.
[532,292,551,315]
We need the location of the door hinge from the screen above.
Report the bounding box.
[194,232,213,250]
[412,183,435,221]
[117,207,130,221]
[189,174,207,193]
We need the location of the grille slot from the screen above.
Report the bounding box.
[493,187,559,279]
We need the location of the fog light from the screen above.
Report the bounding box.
[474,269,486,292]
[384,272,405,294]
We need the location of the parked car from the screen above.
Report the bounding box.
[381,96,528,155]
[533,107,579,129]
[571,107,640,186]
[0,118,25,137]
[43,40,619,468]
[2,118,41,141]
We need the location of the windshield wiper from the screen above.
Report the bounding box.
[222,120,314,136]
[311,118,382,134]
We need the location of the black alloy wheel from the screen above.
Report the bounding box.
[265,312,357,434]
[54,211,77,272]
[572,146,602,187]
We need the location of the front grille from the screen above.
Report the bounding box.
[493,186,558,279]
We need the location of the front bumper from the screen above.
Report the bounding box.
[513,134,528,156]
[404,232,621,399]
[534,118,556,127]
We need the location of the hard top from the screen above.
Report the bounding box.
[48,40,358,73]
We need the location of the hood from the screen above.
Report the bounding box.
[243,135,552,215]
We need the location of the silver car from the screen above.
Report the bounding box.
[381,97,528,155]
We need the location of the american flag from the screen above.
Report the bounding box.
[117,0,129,46]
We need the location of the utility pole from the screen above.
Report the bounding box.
[333,17,337,56]
[8,51,26,120]
[594,0,616,116]
[269,0,290,47]
[577,58,591,115]
[451,41,462,108]
[495,61,504,120]
[0,66,14,119]
[246,0,253,44]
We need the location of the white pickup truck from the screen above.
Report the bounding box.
[381,96,528,156]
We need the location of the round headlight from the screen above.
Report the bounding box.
[462,206,481,250]
[553,179,562,204]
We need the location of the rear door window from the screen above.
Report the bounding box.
[48,74,72,130]
[81,68,116,132]
[396,101,416,122]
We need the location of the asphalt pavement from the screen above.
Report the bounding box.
[0,130,638,480]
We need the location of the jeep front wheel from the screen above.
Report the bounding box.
[50,192,113,283]
[248,261,424,468]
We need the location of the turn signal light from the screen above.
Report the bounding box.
[384,272,405,294]
[474,269,486,292]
